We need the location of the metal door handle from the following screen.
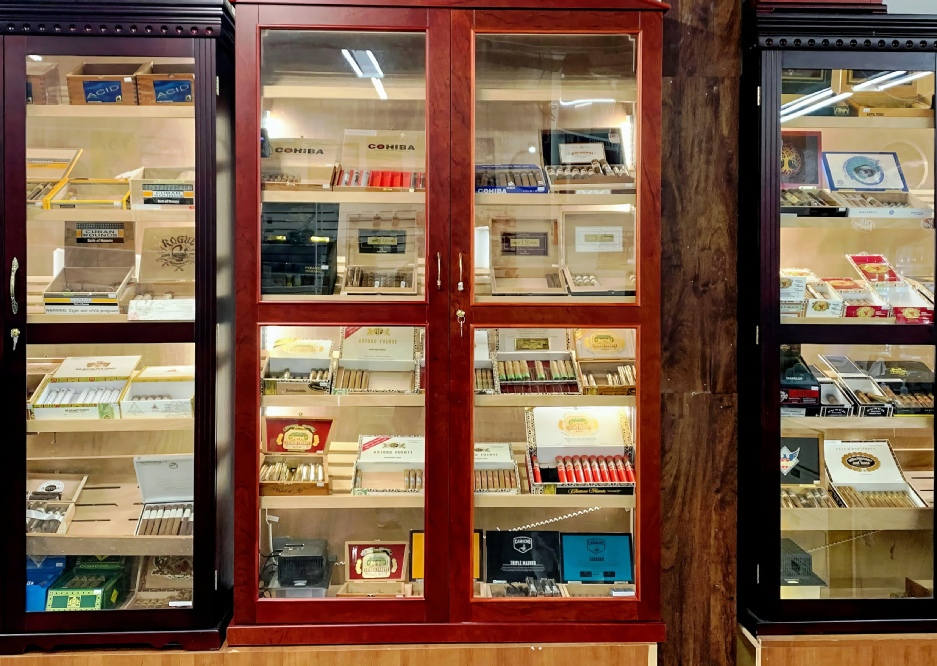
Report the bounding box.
[437,252,441,290]
[458,253,464,292]
[10,257,18,315]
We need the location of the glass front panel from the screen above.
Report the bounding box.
[779,68,935,324]
[24,53,197,611]
[473,328,637,599]
[258,326,426,599]
[260,31,427,302]
[474,35,638,304]
[780,343,934,600]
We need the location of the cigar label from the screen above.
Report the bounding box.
[555,456,567,483]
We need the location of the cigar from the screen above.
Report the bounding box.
[181,506,191,535]
[581,457,594,482]
[555,456,567,483]
[572,457,585,483]
[597,457,611,482]
[531,455,542,483]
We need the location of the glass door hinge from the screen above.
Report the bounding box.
[757,86,761,106]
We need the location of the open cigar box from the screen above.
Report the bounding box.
[473,329,496,395]
[852,359,934,416]
[29,355,140,420]
[120,365,194,419]
[473,443,520,494]
[128,226,196,321]
[493,328,581,395]
[334,326,420,394]
[262,138,338,191]
[489,216,566,296]
[560,209,636,297]
[260,418,331,496]
[821,277,890,319]
[336,541,412,597]
[25,474,88,536]
[27,148,81,207]
[823,151,933,220]
[574,328,636,396]
[540,128,635,193]
[825,439,927,509]
[352,435,425,495]
[818,354,894,417]
[847,254,934,324]
[343,212,421,295]
[335,130,425,193]
[46,558,130,611]
[46,179,130,209]
[133,454,194,537]
[124,556,193,610]
[263,338,334,395]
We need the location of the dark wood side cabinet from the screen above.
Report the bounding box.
[0,0,235,653]
[740,8,937,635]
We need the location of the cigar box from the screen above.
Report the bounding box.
[474,164,548,194]
[824,439,927,509]
[263,338,334,395]
[127,166,196,210]
[905,276,935,302]
[525,406,635,495]
[45,568,129,611]
[779,187,847,217]
[25,501,76,536]
[574,328,637,396]
[45,179,130,209]
[120,365,194,418]
[335,130,425,193]
[27,148,81,207]
[780,365,852,417]
[127,226,196,320]
[26,61,60,105]
[848,94,933,119]
[489,216,567,296]
[561,533,634,585]
[872,282,934,324]
[261,204,339,296]
[473,329,497,395]
[351,435,425,495]
[133,454,195,537]
[780,268,816,301]
[136,64,195,105]
[483,580,567,598]
[262,139,339,191]
[410,530,482,582]
[26,557,66,612]
[343,212,421,295]
[562,583,635,598]
[802,280,845,318]
[264,417,332,454]
[852,360,935,415]
[473,443,520,494]
[560,208,636,296]
[124,555,194,610]
[336,541,411,597]
[821,278,891,319]
[485,531,562,584]
[43,220,135,315]
[334,326,420,394]
[540,128,634,193]
[66,62,150,105]
[260,453,330,496]
[27,358,63,401]
[29,355,140,420]
[823,152,932,219]
[26,473,88,504]
[494,328,581,395]
[780,437,822,487]
[819,354,894,417]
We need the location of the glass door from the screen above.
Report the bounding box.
[4,35,204,629]
[451,11,661,624]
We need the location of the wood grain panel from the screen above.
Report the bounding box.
[662,0,741,78]
[660,392,738,666]
[759,634,937,666]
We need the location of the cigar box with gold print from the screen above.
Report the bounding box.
[818,354,895,417]
[262,338,335,395]
[489,216,567,296]
[27,148,81,207]
[45,567,129,611]
[824,439,927,509]
[574,328,637,396]
[45,179,130,209]
[133,454,195,537]
[560,208,636,297]
[124,556,193,610]
[852,359,934,415]
[334,326,420,394]
[336,541,412,597]
[493,328,581,395]
[473,443,520,494]
[821,277,891,319]
[128,227,196,321]
[343,212,421,295]
[847,254,935,324]
[260,453,330,496]
[262,138,338,191]
[351,436,425,495]
[29,356,140,420]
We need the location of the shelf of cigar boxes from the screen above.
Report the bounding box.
[780,187,935,230]
[258,440,636,511]
[782,116,934,130]
[262,189,635,207]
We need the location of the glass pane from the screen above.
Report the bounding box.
[473,328,637,599]
[259,31,427,302]
[779,68,935,324]
[474,35,638,304]
[24,52,197,612]
[258,326,426,599]
[780,343,934,600]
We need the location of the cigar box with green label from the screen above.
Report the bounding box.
[27,148,81,207]
[45,568,128,611]
[262,338,335,395]
[560,208,636,297]
[29,356,140,420]
[343,212,421,296]
[489,216,566,296]
[334,326,420,394]
[43,220,135,315]
[574,328,636,396]
[128,166,195,210]
[493,328,581,395]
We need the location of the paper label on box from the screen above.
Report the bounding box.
[341,327,415,362]
[499,328,566,353]
[575,329,633,358]
[575,226,623,253]
[358,436,424,463]
[358,229,407,255]
[559,143,606,164]
[500,232,548,257]
[75,222,126,244]
[825,440,906,485]
[128,298,195,321]
[474,443,514,465]
[141,183,194,206]
[53,356,140,380]
[531,406,629,448]
[82,80,123,103]
[346,542,408,581]
[153,80,193,103]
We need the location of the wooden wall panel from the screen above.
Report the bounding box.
[659,0,741,664]
[752,634,937,666]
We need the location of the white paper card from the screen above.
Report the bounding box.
[575,226,624,253]
[128,298,195,321]
[559,143,606,164]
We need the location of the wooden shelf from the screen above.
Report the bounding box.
[27,417,194,433]
[474,493,634,509]
[261,190,635,207]
[782,415,933,431]
[28,104,194,119]
[781,214,934,230]
[782,507,933,531]
[475,394,635,407]
[262,393,424,409]
[27,533,191,557]
[27,314,192,325]
[782,116,934,130]
[476,193,636,206]
[28,208,195,224]
[260,492,633,509]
